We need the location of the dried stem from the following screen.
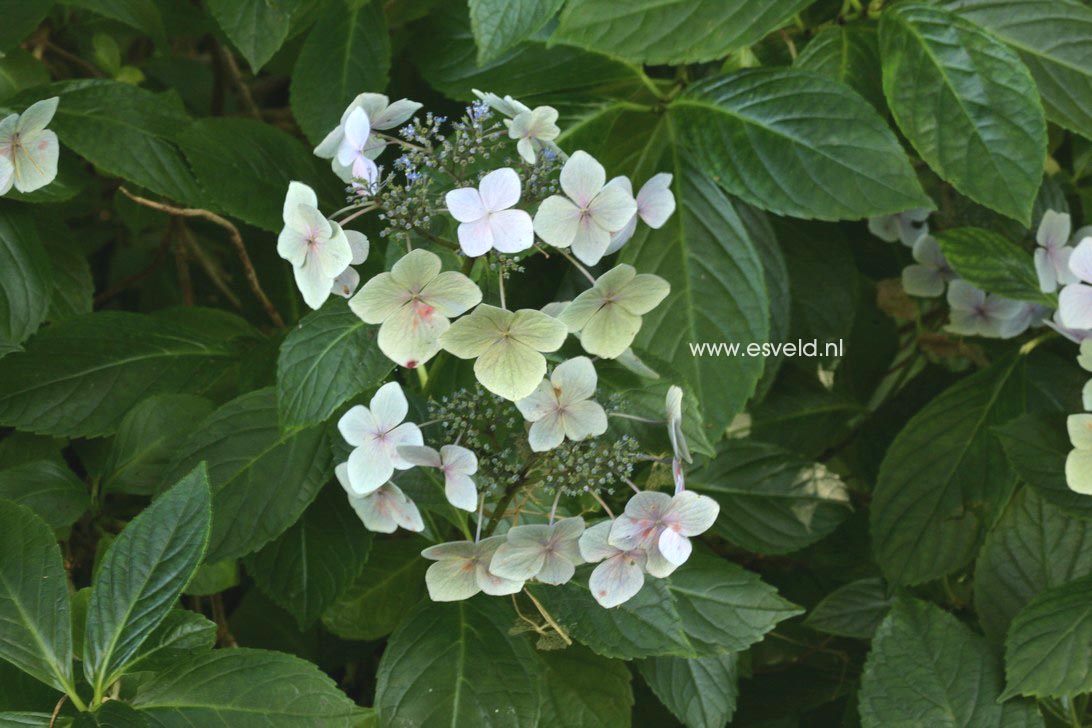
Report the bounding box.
[218,46,261,120]
[119,187,284,327]
[524,588,572,646]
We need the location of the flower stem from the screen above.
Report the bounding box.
[498,267,507,309]
[554,247,597,284]
[474,493,485,542]
[591,491,615,519]
[548,489,562,525]
[525,588,572,646]
[609,412,663,424]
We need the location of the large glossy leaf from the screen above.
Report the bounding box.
[879,3,1046,225]
[936,227,1049,304]
[552,0,814,65]
[321,538,428,641]
[131,648,360,726]
[41,236,92,324]
[673,68,931,221]
[291,0,391,146]
[470,0,563,64]
[0,204,51,349]
[162,388,331,562]
[0,499,73,693]
[871,356,1025,585]
[276,302,393,430]
[83,465,211,694]
[124,609,216,674]
[206,0,290,72]
[10,81,204,206]
[996,413,1092,520]
[638,653,739,728]
[975,488,1092,642]
[804,578,893,640]
[1001,575,1092,699]
[689,440,852,555]
[245,484,371,628]
[0,1,51,52]
[375,597,541,727]
[0,460,89,530]
[860,598,1039,727]
[949,0,1092,140]
[796,24,884,111]
[537,646,632,728]
[101,394,216,495]
[0,312,239,438]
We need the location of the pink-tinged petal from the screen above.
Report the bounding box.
[552,516,586,543]
[515,380,557,422]
[588,183,638,233]
[421,540,479,560]
[446,187,486,223]
[645,544,680,578]
[489,541,547,581]
[946,279,986,311]
[560,150,606,207]
[457,217,495,257]
[370,381,409,431]
[396,444,443,468]
[331,266,360,299]
[1037,209,1071,248]
[579,520,619,562]
[607,514,656,552]
[1035,248,1058,293]
[346,439,394,495]
[623,490,673,521]
[348,483,423,533]
[488,209,534,253]
[476,564,524,596]
[386,422,425,469]
[386,484,424,532]
[282,181,319,227]
[533,195,582,248]
[337,404,376,447]
[479,167,521,211]
[1056,247,1078,286]
[424,558,480,601]
[342,107,371,148]
[569,216,611,266]
[1070,238,1092,282]
[536,553,577,585]
[668,491,720,535]
[946,308,985,337]
[657,528,693,566]
[636,173,675,228]
[441,444,478,475]
[589,552,646,608]
[1059,284,1092,330]
[351,155,379,184]
[604,213,637,256]
[276,227,309,267]
[444,472,477,512]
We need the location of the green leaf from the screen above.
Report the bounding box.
[949,0,1092,141]
[0,204,52,348]
[470,0,563,64]
[290,0,391,146]
[552,0,814,65]
[936,227,1049,304]
[73,701,148,727]
[879,3,1046,225]
[0,460,89,530]
[533,552,801,659]
[63,0,167,45]
[11,80,204,206]
[975,488,1092,642]
[276,301,394,430]
[124,609,216,674]
[0,312,240,438]
[42,236,93,324]
[0,499,73,693]
[672,68,932,221]
[375,597,541,727]
[0,1,51,52]
[689,440,852,555]
[321,538,428,641]
[0,49,49,104]
[131,648,360,726]
[996,413,1092,520]
[638,653,739,728]
[804,578,893,639]
[860,597,1038,727]
[537,646,632,728]
[796,24,885,111]
[83,464,212,695]
[183,560,239,597]
[871,356,1025,585]
[245,485,371,628]
[178,117,338,232]
[0,713,54,728]
[742,203,791,404]
[206,0,290,72]
[101,394,216,495]
[0,660,61,713]
[162,388,332,562]
[1001,575,1092,699]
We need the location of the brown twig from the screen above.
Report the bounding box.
[43,40,103,77]
[218,45,262,120]
[177,223,244,311]
[49,695,67,727]
[119,187,284,327]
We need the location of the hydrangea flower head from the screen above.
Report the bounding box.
[515,356,608,452]
[398,444,478,512]
[608,490,719,578]
[945,280,1025,338]
[445,168,533,256]
[277,181,353,309]
[439,304,568,400]
[507,106,560,164]
[336,463,423,533]
[0,96,60,195]
[1057,236,1092,330]
[579,520,647,608]
[558,264,670,358]
[422,536,523,601]
[349,248,481,368]
[533,150,637,265]
[902,235,954,298]
[605,173,677,254]
[335,108,380,185]
[337,382,424,495]
[1034,210,1077,293]
[489,516,585,585]
[867,208,930,246]
[314,93,421,182]
[331,231,370,299]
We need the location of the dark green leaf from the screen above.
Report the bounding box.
[42,237,93,324]
[0,50,49,104]
[72,701,148,728]
[796,24,884,111]
[689,440,852,555]
[206,0,290,72]
[0,312,239,438]
[537,646,632,728]
[131,648,360,726]
[879,3,1046,224]
[291,0,390,146]
[276,301,393,429]
[995,413,1092,520]
[804,578,892,639]
[936,227,1049,304]
[0,460,89,530]
[0,1,51,52]
[0,204,52,348]
[83,465,212,694]
[162,388,331,562]
[470,0,563,64]
[673,68,932,221]
[63,0,167,45]
[638,653,738,728]
[124,609,216,674]
[553,0,814,65]
[0,499,73,693]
